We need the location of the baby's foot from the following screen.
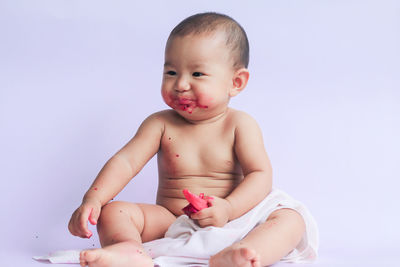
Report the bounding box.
[209,244,261,267]
[79,241,153,267]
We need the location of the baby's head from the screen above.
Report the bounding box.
[162,12,250,122]
[168,12,249,70]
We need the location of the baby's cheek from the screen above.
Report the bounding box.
[161,90,173,107]
[198,94,214,108]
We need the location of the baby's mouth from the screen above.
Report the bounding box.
[175,98,196,113]
[172,97,208,114]
[177,98,194,105]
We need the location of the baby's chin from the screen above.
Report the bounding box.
[171,107,206,121]
[173,107,228,124]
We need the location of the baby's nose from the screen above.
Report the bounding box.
[175,77,191,92]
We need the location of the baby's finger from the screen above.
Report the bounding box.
[196,217,214,228]
[89,206,100,225]
[191,209,212,220]
[68,216,77,236]
[79,207,93,238]
[69,210,83,237]
[205,196,214,207]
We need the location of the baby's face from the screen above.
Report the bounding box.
[161,32,237,122]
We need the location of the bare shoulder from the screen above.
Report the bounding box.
[117,110,178,165]
[133,110,169,137]
[140,109,176,126]
[144,109,171,121]
[147,109,183,123]
[227,108,261,131]
[136,109,185,138]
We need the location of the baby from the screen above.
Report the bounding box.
[69,12,312,267]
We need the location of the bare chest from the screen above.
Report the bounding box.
[157,122,239,177]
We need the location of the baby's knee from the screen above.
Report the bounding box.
[269,208,306,233]
[99,201,144,227]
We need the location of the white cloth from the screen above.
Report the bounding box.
[143,188,319,267]
[33,250,80,264]
[32,188,318,266]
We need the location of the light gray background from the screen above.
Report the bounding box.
[1,0,399,266]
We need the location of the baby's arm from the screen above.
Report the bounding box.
[226,112,272,219]
[68,113,164,238]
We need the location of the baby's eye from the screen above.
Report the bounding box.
[192,72,204,77]
[166,70,177,76]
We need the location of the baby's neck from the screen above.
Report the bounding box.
[183,108,229,125]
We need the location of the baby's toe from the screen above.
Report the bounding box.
[80,249,101,264]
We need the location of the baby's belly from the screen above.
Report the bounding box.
[156,175,241,216]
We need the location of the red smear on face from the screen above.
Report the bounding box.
[176,154,180,157]
[166,96,209,114]
[198,104,208,109]
[162,90,173,107]
[94,187,98,191]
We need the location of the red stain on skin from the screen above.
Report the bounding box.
[94,187,98,191]
[177,98,209,114]
[164,94,210,114]
[176,154,180,157]
[161,90,173,107]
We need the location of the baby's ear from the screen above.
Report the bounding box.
[229,68,250,97]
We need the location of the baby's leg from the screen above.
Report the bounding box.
[209,208,305,267]
[80,201,176,267]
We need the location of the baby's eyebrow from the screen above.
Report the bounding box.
[163,62,207,69]
[164,62,173,68]
[189,63,207,69]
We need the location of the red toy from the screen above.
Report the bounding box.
[182,189,213,216]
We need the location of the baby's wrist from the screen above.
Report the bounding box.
[224,197,234,221]
[82,194,102,207]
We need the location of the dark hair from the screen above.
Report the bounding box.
[168,12,249,69]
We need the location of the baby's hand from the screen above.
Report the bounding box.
[68,198,101,238]
[190,196,233,228]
